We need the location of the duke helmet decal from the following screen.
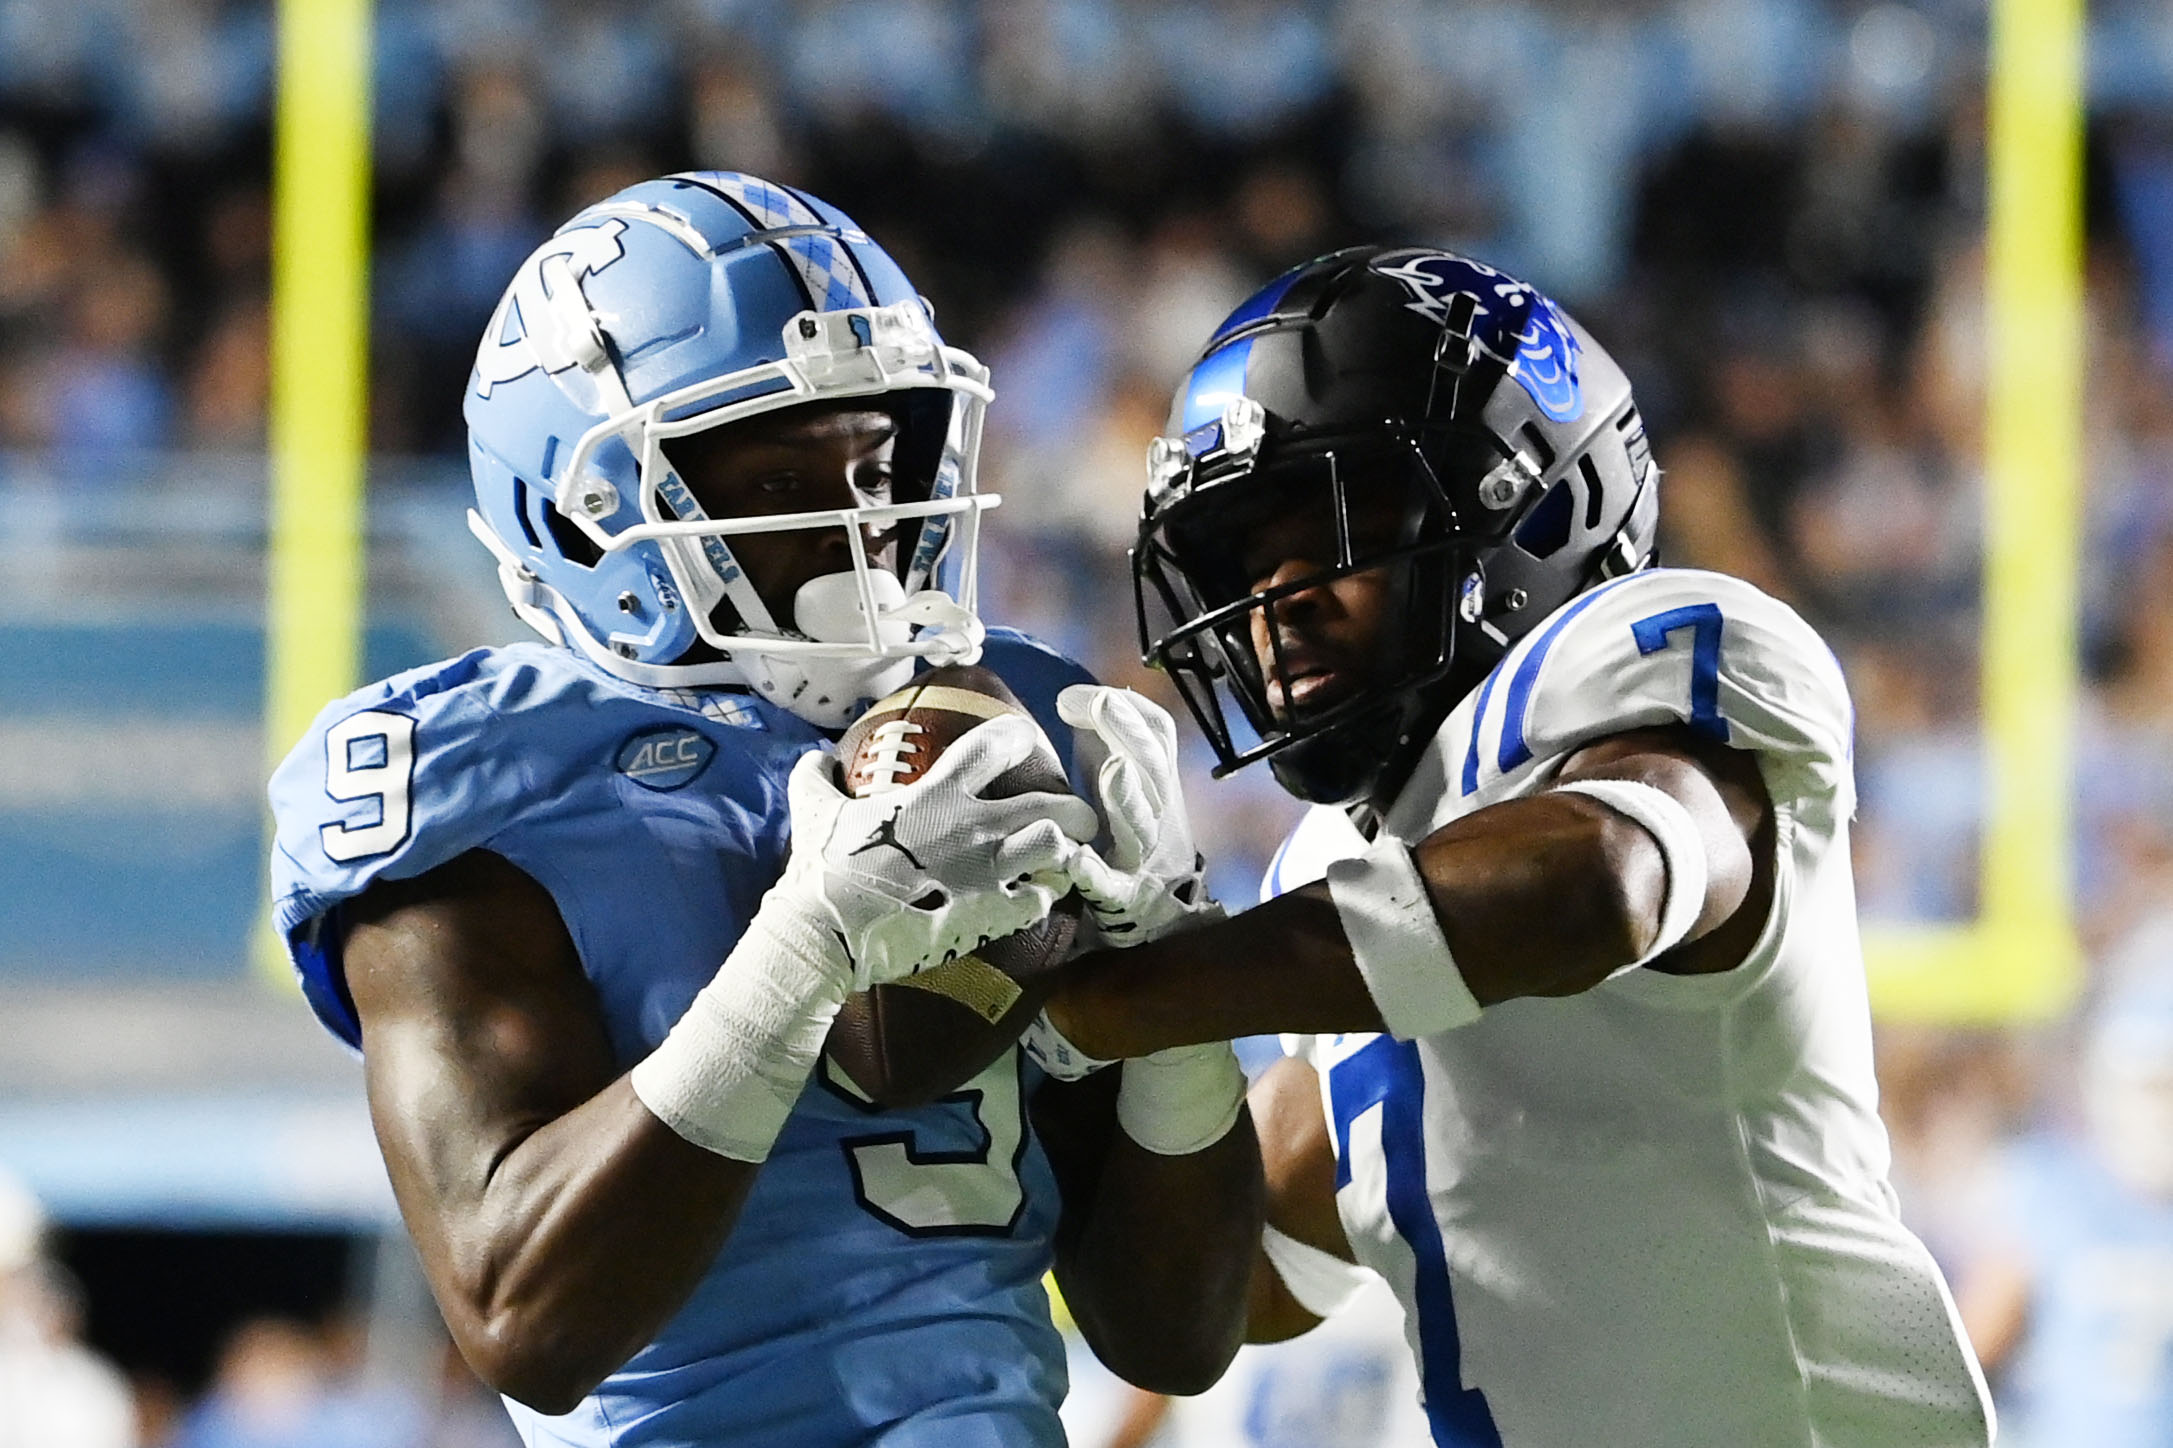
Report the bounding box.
[1371,252,1583,423]
[615,726,717,790]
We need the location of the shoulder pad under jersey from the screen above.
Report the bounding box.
[1260,805,1370,904]
[267,645,788,1043]
[1449,568,1854,810]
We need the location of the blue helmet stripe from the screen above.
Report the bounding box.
[778,180,857,233]
[1178,339,1254,433]
[1205,266,1305,347]
[773,234,874,312]
[1173,264,1309,432]
[827,232,880,304]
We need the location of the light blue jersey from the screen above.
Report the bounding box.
[268,630,1095,1448]
[1997,1133,2173,1448]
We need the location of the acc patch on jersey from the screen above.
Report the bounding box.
[615,726,716,790]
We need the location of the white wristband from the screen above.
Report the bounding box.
[1115,1041,1247,1156]
[1261,1223,1373,1319]
[1021,1009,1117,1082]
[1552,778,1709,964]
[630,906,849,1163]
[1325,840,1481,1040]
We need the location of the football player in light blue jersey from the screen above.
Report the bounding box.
[267,173,1262,1447]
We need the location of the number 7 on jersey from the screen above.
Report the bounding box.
[1630,603,1729,743]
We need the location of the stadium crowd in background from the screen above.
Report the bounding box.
[0,1171,136,1448]
[5,0,2173,1443]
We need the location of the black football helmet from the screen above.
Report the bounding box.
[1134,246,1660,805]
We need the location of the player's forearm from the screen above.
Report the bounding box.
[1049,889,1384,1059]
[1409,791,1664,1004]
[1049,793,1690,1059]
[1058,1114,1264,1394]
[373,1067,757,1412]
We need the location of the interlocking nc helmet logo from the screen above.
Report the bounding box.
[473,219,630,398]
[849,807,924,870]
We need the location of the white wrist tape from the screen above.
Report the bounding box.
[1325,840,1480,1040]
[1115,1041,1247,1156]
[1261,1223,1374,1319]
[630,907,849,1163]
[1021,1009,1117,1082]
[1552,778,1709,964]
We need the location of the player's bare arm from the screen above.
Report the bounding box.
[342,850,757,1413]
[341,703,1088,1415]
[951,685,1268,1394]
[1033,1070,1263,1394]
[1046,722,1773,1060]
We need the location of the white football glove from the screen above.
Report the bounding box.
[784,712,1098,990]
[1027,689,1241,1133]
[633,713,1092,1162]
[1055,684,1219,946]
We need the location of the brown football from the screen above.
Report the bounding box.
[822,662,1082,1109]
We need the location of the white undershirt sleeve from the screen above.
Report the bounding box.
[1261,1223,1376,1319]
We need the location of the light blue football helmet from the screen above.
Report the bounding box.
[464,171,996,726]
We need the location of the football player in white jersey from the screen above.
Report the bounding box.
[1030,248,1997,1447]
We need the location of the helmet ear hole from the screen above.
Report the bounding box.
[1513,481,1575,560]
[510,478,546,550]
[545,505,605,569]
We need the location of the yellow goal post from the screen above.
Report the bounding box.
[257,0,374,984]
[255,0,2090,1021]
[1861,0,2087,1024]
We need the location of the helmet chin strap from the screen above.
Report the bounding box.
[739,571,910,727]
[736,571,985,729]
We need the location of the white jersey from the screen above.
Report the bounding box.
[1264,568,1993,1448]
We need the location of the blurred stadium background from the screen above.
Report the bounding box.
[1,0,2171,1444]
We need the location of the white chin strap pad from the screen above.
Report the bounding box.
[741,571,915,728]
[795,570,913,650]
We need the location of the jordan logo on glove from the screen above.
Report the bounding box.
[848,808,925,871]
